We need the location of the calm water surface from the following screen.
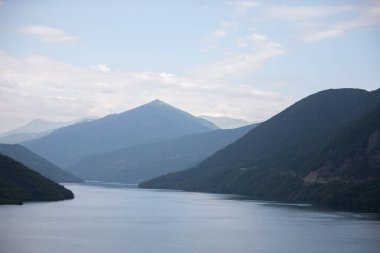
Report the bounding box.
[1,183,379,253]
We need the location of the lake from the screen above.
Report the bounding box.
[1,183,379,253]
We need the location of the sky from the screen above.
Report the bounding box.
[0,0,379,132]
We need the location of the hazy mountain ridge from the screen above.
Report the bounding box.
[0,144,82,183]
[140,88,380,212]
[0,131,50,145]
[0,154,74,205]
[23,100,218,168]
[67,124,256,183]
[198,116,255,129]
[0,118,96,144]
[1,119,70,136]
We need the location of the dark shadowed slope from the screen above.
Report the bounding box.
[141,88,380,212]
[23,100,218,168]
[0,154,74,205]
[67,124,257,183]
[0,144,81,183]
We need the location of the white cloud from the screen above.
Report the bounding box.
[211,29,228,38]
[266,5,354,20]
[21,25,78,43]
[91,64,111,73]
[265,1,380,43]
[301,4,380,42]
[0,51,293,132]
[228,0,259,12]
[202,22,235,52]
[192,33,286,79]
[300,23,343,42]
[249,33,267,42]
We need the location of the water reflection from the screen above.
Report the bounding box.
[1,183,379,253]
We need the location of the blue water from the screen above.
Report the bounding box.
[1,183,379,253]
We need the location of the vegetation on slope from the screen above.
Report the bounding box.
[0,144,82,183]
[140,89,380,212]
[67,124,256,183]
[0,154,74,205]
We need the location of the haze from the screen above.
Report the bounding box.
[0,0,379,132]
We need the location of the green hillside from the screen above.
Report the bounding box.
[0,144,82,183]
[67,124,256,183]
[0,154,74,205]
[141,89,380,212]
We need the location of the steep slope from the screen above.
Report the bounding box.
[290,102,380,211]
[198,116,254,129]
[299,102,380,182]
[0,154,74,205]
[0,144,81,183]
[141,88,380,212]
[67,124,256,183]
[23,100,218,168]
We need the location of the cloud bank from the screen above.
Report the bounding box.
[0,51,293,132]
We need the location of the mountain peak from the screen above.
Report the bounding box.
[24,98,217,167]
[147,99,170,107]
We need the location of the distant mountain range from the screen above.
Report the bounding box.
[0,154,74,205]
[198,116,255,129]
[0,118,95,144]
[5,91,378,211]
[0,144,81,183]
[3,119,73,135]
[67,124,256,183]
[23,100,218,168]
[141,88,380,212]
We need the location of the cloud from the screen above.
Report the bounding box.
[211,29,228,38]
[266,5,354,20]
[300,4,380,42]
[264,1,380,43]
[0,79,18,88]
[91,64,111,73]
[249,33,267,42]
[21,25,78,43]
[192,33,286,79]
[0,0,4,9]
[0,51,293,132]
[201,22,235,52]
[228,0,260,12]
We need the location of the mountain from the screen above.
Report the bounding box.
[67,124,256,183]
[0,118,96,144]
[23,100,218,168]
[0,144,82,183]
[0,119,68,144]
[0,132,51,145]
[0,154,74,205]
[1,119,71,135]
[199,115,255,129]
[140,88,380,212]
